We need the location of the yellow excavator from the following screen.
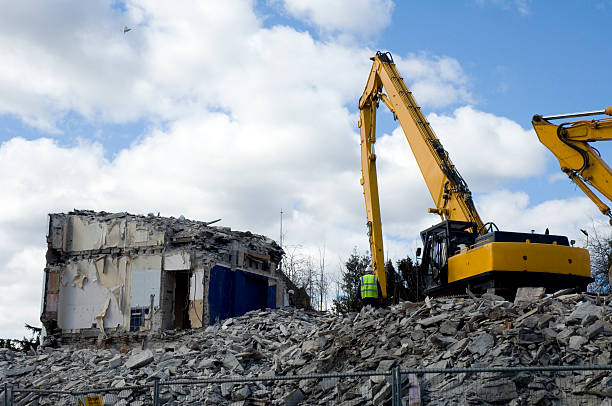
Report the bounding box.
[359,51,591,298]
[532,107,612,222]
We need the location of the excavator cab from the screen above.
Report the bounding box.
[420,221,477,294]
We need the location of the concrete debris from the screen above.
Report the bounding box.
[467,333,494,355]
[2,292,612,405]
[513,287,546,306]
[125,349,154,369]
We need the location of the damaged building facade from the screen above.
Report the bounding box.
[40,210,287,338]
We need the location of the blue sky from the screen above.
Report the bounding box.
[0,0,610,338]
[387,1,612,118]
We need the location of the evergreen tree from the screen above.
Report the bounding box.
[384,256,423,304]
[384,260,402,305]
[397,256,424,302]
[333,248,370,313]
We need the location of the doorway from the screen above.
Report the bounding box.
[174,271,191,329]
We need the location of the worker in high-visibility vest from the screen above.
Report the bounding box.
[359,269,382,308]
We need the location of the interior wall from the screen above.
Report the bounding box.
[188,269,205,328]
[57,258,126,331]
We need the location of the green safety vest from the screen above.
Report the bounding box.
[360,274,379,299]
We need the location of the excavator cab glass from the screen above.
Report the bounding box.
[420,220,477,293]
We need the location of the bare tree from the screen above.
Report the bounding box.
[305,255,314,302]
[317,245,328,311]
[584,224,612,294]
[282,244,308,287]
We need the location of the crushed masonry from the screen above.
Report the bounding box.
[2,289,612,404]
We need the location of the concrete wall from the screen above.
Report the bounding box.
[55,253,164,333]
[54,214,165,252]
[57,258,126,332]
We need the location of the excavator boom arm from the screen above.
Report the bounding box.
[532,109,612,218]
[358,52,485,298]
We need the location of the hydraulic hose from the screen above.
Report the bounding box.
[557,122,589,173]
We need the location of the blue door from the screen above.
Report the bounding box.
[208,265,233,324]
[208,266,271,324]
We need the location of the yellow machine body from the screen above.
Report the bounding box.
[448,242,590,283]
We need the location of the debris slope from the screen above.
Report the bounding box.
[1,290,612,405]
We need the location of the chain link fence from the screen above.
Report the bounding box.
[3,365,612,405]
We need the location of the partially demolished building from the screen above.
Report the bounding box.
[40,210,286,338]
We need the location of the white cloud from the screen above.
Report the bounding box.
[278,0,394,37]
[548,172,568,184]
[476,0,531,15]
[395,54,473,108]
[0,1,141,131]
[0,0,264,131]
[428,106,548,189]
[0,247,46,340]
[477,190,599,240]
[0,0,465,134]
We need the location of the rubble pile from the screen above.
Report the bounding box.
[2,289,612,405]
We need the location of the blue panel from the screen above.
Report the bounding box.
[208,266,270,325]
[233,270,268,317]
[267,285,276,309]
[233,270,247,316]
[208,265,233,325]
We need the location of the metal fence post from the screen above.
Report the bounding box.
[3,383,13,406]
[391,366,402,406]
[153,377,160,406]
[396,367,402,405]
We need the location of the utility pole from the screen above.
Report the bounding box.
[279,209,284,274]
[280,209,283,248]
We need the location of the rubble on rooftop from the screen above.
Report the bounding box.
[40,210,289,341]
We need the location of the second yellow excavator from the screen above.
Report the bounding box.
[359,51,591,298]
[532,107,612,222]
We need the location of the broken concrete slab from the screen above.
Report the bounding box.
[569,335,588,351]
[222,352,244,372]
[514,287,546,306]
[468,333,494,355]
[417,313,448,327]
[125,350,154,369]
[284,388,305,406]
[477,381,517,403]
[3,366,36,377]
[568,301,602,324]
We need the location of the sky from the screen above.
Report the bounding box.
[1,0,611,338]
